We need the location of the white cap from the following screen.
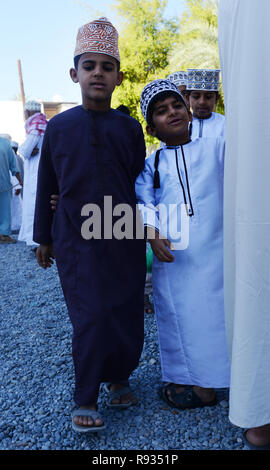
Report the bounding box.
[140,79,187,124]
[167,71,188,87]
[24,100,41,112]
[187,69,220,92]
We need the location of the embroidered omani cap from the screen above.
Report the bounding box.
[24,101,41,112]
[187,69,220,92]
[167,71,188,87]
[140,79,187,124]
[74,17,120,63]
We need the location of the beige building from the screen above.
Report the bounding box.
[0,100,78,146]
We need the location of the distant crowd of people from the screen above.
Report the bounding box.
[0,100,47,249]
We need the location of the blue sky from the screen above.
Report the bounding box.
[0,0,186,104]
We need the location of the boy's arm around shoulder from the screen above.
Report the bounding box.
[135,151,160,235]
[33,121,59,248]
[132,121,146,180]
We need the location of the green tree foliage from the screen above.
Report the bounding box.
[168,0,224,114]
[83,0,223,144]
[111,0,179,146]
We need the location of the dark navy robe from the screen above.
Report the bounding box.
[33,106,146,406]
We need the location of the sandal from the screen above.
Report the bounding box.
[0,235,17,244]
[71,407,106,433]
[103,381,138,408]
[159,383,217,410]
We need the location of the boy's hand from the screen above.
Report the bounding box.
[50,194,59,211]
[146,227,175,263]
[36,244,55,269]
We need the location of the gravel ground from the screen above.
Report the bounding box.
[0,238,246,451]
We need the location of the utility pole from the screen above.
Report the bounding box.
[17,59,26,119]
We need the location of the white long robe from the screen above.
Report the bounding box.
[191,112,225,139]
[10,173,22,232]
[136,140,230,387]
[218,0,270,428]
[18,133,44,246]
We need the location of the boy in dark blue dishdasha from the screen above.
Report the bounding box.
[33,17,146,432]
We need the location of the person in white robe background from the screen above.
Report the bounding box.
[10,141,23,233]
[166,71,191,141]
[167,71,189,105]
[0,136,22,243]
[11,141,24,196]
[186,69,225,140]
[10,173,22,233]
[18,101,47,249]
[136,79,230,409]
[218,0,270,449]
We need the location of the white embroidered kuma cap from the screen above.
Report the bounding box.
[167,71,188,87]
[140,79,187,124]
[24,100,41,112]
[187,69,220,92]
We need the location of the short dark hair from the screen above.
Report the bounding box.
[147,91,187,128]
[74,54,82,70]
[74,54,121,71]
[116,105,130,115]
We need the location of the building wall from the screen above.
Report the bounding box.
[43,102,78,120]
[0,100,78,147]
[0,101,25,146]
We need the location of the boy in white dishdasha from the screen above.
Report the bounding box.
[136,79,230,409]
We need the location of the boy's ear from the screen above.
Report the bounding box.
[116,71,124,87]
[70,68,79,83]
[146,125,157,138]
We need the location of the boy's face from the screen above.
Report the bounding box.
[70,53,123,110]
[189,90,218,119]
[147,95,192,145]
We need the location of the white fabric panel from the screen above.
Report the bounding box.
[219,0,270,428]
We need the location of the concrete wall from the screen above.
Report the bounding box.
[0,101,25,146]
[0,100,78,147]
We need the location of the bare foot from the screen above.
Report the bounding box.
[193,386,216,403]
[166,383,186,402]
[73,404,104,428]
[246,424,270,446]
